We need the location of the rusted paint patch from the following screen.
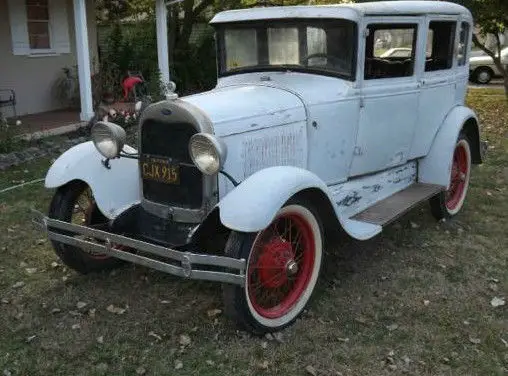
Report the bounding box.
[241,126,305,178]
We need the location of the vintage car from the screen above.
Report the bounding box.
[34,1,486,334]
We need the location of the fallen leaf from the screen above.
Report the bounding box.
[488,277,500,283]
[500,338,508,348]
[261,341,268,349]
[149,331,162,341]
[179,334,191,346]
[1,299,9,304]
[205,360,215,366]
[97,336,104,344]
[469,336,481,344]
[136,366,146,375]
[36,239,46,245]
[386,323,399,331]
[423,300,430,306]
[265,333,274,341]
[387,364,397,371]
[26,335,36,343]
[76,302,87,309]
[88,308,96,318]
[410,221,419,229]
[305,365,317,376]
[3,369,12,376]
[71,324,81,330]
[50,262,59,268]
[106,304,126,314]
[174,360,183,370]
[12,281,25,289]
[51,308,61,314]
[273,332,284,343]
[207,309,222,317]
[258,360,269,370]
[160,300,171,304]
[25,268,37,274]
[491,297,505,307]
[337,337,350,342]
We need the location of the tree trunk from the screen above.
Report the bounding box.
[504,75,508,100]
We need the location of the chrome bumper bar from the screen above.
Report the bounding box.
[32,210,246,286]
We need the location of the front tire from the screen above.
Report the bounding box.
[430,134,472,220]
[48,181,124,274]
[222,199,323,334]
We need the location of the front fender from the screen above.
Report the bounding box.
[218,166,381,240]
[45,141,141,219]
[418,106,479,188]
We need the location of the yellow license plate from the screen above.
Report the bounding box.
[141,157,180,184]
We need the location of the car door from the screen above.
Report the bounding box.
[408,16,460,159]
[349,17,422,177]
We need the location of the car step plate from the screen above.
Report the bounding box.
[352,183,443,226]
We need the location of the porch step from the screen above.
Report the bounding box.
[352,183,443,226]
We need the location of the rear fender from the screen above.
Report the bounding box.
[218,166,381,241]
[419,106,481,188]
[45,141,141,219]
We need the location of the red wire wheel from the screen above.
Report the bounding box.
[445,138,471,215]
[430,135,472,220]
[223,201,323,333]
[247,211,316,319]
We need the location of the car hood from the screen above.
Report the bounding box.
[182,84,307,137]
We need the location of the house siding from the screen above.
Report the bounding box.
[0,0,98,116]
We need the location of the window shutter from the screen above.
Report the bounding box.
[7,0,30,56]
[49,0,71,54]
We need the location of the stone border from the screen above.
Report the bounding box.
[0,136,88,171]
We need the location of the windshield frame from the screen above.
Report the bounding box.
[214,18,358,81]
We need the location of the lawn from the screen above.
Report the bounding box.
[0,89,507,376]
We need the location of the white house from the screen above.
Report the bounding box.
[1,0,171,122]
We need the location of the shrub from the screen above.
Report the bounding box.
[0,115,21,154]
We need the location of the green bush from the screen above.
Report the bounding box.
[0,115,21,154]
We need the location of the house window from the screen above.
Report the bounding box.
[425,21,456,72]
[365,24,417,79]
[26,0,51,50]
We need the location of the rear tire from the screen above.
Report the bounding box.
[430,133,472,220]
[48,181,124,274]
[222,198,323,334]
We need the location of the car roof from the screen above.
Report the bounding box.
[210,1,472,24]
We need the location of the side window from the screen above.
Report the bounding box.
[364,24,417,80]
[457,22,470,66]
[425,21,456,72]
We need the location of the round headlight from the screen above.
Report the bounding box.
[91,121,126,159]
[189,133,227,175]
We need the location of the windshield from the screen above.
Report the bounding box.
[216,19,358,80]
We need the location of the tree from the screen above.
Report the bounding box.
[452,0,508,97]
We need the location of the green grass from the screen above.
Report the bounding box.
[0,88,507,376]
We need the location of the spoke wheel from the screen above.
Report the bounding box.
[430,134,472,220]
[223,199,323,334]
[48,181,124,274]
[247,212,315,319]
[71,187,109,260]
[445,141,469,212]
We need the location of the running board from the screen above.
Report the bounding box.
[351,183,443,226]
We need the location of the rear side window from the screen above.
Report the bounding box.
[365,24,417,79]
[457,22,470,66]
[425,21,456,72]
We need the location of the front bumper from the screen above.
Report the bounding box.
[32,210,246,286]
